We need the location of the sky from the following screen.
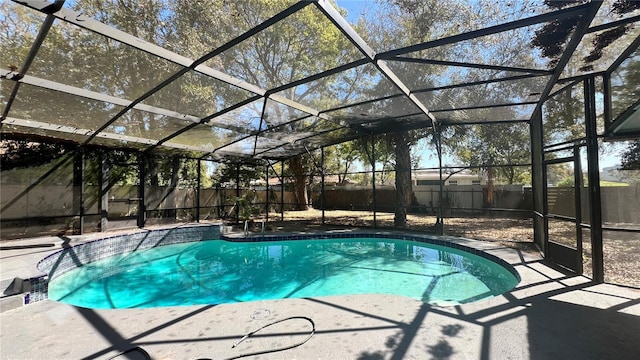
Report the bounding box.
[334,0,370,21]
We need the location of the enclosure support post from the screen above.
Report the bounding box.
[168,157,179,221]
[100,153,109,232]
[280,161,284,222]
[573,144,583,275]
[235,162,240,224]
[436,124,444,235]
[471,187,475,216]
[372,135,377,228]
[73,149,84,234]
[530,110,545,254]
[542,160,550,257]
[137,153,146,228]
[321,147,325,225]
[265,161,269,224]
[603,72,612,128]
[196,159,201,222]
[585,77,604,283]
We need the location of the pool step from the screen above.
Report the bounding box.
[0,293,29,313]
[1,277,29,296]
[0,277,30,313]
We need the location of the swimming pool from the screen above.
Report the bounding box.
[45,234,519,309]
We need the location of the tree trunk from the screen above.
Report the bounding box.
[147,157,159,187]
[394,133,412,227]
[288,155,309,210]
[486,166,494,208]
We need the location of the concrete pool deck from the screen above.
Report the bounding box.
[1,226,639,359]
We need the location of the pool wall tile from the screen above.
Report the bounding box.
[37,225,220,281]
[30,225,221,304]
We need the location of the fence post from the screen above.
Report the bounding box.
[431,187,435,214]
[281,160,284,222]
[73,149,84,234]
[372,135,377,228]
[471,186,474,216]
[235,162,240,224]
[265,161,269,223]
[321,147,325,225]
[137,153,146,228]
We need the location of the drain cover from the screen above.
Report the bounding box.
[250,308,271,320]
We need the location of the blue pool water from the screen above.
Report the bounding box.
[47,238,519,309]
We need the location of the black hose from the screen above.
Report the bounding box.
[106,346,151,360]
[197,316,315,360]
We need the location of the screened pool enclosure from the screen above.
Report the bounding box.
[1,0,639,287]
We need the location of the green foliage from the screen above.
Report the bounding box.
[234,192,258,221]
[531,15,581,67]
[533,0,639,69]
[546,162,573,186]
[557,175,631,187]
[94,149,140,186]
[620,140,640,170]
[600,181,629,187]
[611,0,640,14]
[441,123,531,184]
[145,156,207,188]
[0,140,69,170]
[323,141,360,183]
[543,84,585,144]
[582,25,630,69]
[210,162,265,188]
[557,176,576,187]
[6,0,633,218]
[610,49,640,120]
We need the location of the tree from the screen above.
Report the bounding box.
[390,133,413,226]
[360,135,423,187]
[620,140,640,170]
[146,155,210,188]
[176,0,366,210]
[1,0,366,210]
[360,0,455,227]
[0,139,68,171]
[210,162,265,188]
[442,122,531,184]
[532,0,640,73]
[617,140,640,184]
[531,0,640,188]
[609,44,640,120]
[0,140,75,186]
[1,0,232,154]
[322,141,361,185]
[363,0,542,226]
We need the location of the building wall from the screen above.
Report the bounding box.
[413,172,486,186]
